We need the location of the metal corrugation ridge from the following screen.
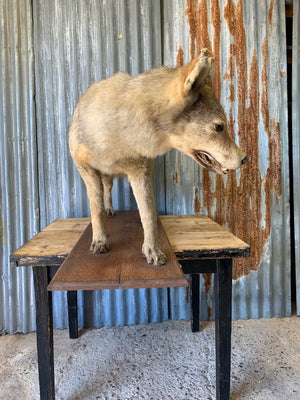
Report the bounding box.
[163,0,290,321]
[0,0,39,334]
[32,0,168,331]
[292,0,300,316]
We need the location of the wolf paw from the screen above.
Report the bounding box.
[90,240,109,254]
[142,245,166,266]
[105,208,116,216]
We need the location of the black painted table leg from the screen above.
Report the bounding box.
[67,291,78,339]
[214,259,232,400]
[33,266,56,400]
[191,274,200,332]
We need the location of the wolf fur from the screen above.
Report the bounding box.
[69,48,247,265]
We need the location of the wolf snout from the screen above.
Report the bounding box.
[241,155,248,165]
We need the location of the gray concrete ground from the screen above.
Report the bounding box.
[0,317,299,400]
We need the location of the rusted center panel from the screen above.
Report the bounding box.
[183,0,283,279]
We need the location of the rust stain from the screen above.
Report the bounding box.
[186,284,190,303]
[202,170,213,218]
[202,273,212,318]
[207,305,212,318]
[224,0,249,262]
[197,0,212,53]
[185,0,212,59]
[224,43,236,104]
[225,0,248,150]
[211,0,221,100]
[176,44,184,67]
[193,187,201,214]
[185,0,199,59]
[202,273,212,295]
[227,83,235,102]
[268,0,275,26]
[263,119,282,237]
[261,37,270,140]
[184,0,282,279]
[244,51,262,274]
[269,119,282,196]
[214,174,226,226]
[280,71,286,79]
[224,43,236,103]
[173,171,179,184]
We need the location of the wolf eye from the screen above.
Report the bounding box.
[214,123,224,132]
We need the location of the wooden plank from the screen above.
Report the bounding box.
[10,219,90,267]
[160,215,250,259]
[48,211,188,291]
[48,222,120,290]
[42,218,89,231]
[119,213,187,289]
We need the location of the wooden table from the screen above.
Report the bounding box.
[10,211,250,400]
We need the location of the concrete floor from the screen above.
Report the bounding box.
[0,317,299,400]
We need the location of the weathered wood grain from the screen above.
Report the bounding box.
[48,211,188,291]
[10,219,90,267]
[10,214,250,269]
[160,215,250,258]
[47,223,120,290]
[119,213,187,289]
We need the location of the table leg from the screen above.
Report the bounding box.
[191,274,200,332]
[67,291,78,339]
[214,259,232,400]
[33,266,56,400]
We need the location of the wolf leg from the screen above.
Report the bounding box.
[76,164,109,253]
[102,174,116,216]
[128,160,166,266]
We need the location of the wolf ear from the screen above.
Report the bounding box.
[182,48,214,96]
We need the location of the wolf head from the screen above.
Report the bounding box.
[168,48,247,174]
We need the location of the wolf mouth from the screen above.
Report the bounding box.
[193,151,228,175]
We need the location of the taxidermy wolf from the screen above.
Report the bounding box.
[69,48,247,266]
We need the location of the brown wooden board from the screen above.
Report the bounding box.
[47,223,119,291]
[48,211,188,291]
[119,212,188,289]
[160,215,250,259]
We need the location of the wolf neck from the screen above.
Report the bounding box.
[123,71,179,159]
[135,129,173,159]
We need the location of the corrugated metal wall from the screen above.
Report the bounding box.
[32,0,169,331]
[0,0,291,334]
[292,0,300,316]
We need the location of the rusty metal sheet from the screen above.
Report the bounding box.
[164,0,290,320]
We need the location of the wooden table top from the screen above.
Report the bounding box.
[48,211,188,291]
[10,212,250,268]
